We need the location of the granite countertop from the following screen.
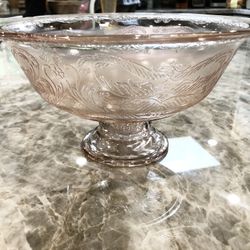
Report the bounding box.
[0,37,250,249]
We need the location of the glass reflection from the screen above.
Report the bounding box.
[71,162,184,227]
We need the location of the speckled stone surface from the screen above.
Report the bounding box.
[0,38,250,250]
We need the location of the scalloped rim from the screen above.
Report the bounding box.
[1,13,250,45]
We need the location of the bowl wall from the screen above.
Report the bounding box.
[9,40,242,121]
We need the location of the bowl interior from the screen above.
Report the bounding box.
[1,13,250,45]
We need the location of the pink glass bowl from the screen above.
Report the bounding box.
[1,13,250,167]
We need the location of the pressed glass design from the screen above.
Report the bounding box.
[1,13,250,167]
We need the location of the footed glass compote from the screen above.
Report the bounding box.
[1,13,250,167]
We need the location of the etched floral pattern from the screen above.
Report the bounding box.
[11,42,237,121]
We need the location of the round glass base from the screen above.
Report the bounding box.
[81,122,168,167]
[72,164,183,227]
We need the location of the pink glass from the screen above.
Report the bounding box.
[1,13,250,167]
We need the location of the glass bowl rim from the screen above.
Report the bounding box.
[1,13,250,45]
